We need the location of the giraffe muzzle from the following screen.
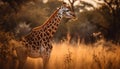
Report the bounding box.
[71,12,76,19]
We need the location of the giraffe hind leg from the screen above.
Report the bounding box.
[16,46,27,69]
[43,56,49,69]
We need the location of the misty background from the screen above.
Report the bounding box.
[0,0,120,44]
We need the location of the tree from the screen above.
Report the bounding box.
[96,0,120,43]
[68,0,77,12]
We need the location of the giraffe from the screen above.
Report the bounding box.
[15,3,75,69]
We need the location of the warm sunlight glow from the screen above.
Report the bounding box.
[24,57,43,69]
[63,0,104,8]
[43,0,48,3]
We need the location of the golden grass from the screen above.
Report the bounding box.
[24,39,120,69]
[0,39,120,69]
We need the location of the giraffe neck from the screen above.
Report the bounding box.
[33,8,63,38]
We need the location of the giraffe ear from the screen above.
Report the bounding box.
[62,2,67,5]
[62,2,68,7]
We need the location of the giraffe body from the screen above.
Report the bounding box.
[16,3,75,69]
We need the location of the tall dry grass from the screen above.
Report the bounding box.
[23,39,120,69]
[0,39,120,69]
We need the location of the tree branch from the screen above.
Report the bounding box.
[68,0,77,12]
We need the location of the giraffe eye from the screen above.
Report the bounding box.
[66,10,69,12]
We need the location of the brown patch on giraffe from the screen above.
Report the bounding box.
[46,36,49,40]
[43,33,47,37]
[36,46,39,49]
[58,18,61,21]
[30,37,34,41]
[37,41,39,45]
[38,33,42,37]
[57,18,60,20]
[36,34,39,38]
[47,43,52,49]
[43,38,46,42]
[48,29,52,32]
[38,35,41,39]
[25,43,29,47]
[53,26,57,30]
[44,41,47,45]
[56,23,59,26]
[32,46,36,50]
[46,31,50,36]
[59,15,61,18]
[39,33,43,37]
[54,18,57,21]
[33,42,36,45]
[28,41,32,45]
[51,26,54,29]
[46,47,49,51]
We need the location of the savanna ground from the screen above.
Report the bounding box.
[0,39,120,69]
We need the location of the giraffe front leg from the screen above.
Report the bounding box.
[42,53,50,69]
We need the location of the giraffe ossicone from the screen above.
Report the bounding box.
[16,3,75,69]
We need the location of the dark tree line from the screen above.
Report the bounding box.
[97,0,120,43]
[67,0,120,44]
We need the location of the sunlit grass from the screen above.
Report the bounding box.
[0,39,120,69]
[23,39,120,69]
[24,57,42,69]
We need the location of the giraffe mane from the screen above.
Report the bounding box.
[24,7,61,39]
[32,8,60,31]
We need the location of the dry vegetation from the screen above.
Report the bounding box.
[0,34,120,69]
[20,39,120,69]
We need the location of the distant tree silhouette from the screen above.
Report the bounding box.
[96,0,120,43]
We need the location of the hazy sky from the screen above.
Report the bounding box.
[42,0,103,7]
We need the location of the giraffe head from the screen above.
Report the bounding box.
[58,2,75,19]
